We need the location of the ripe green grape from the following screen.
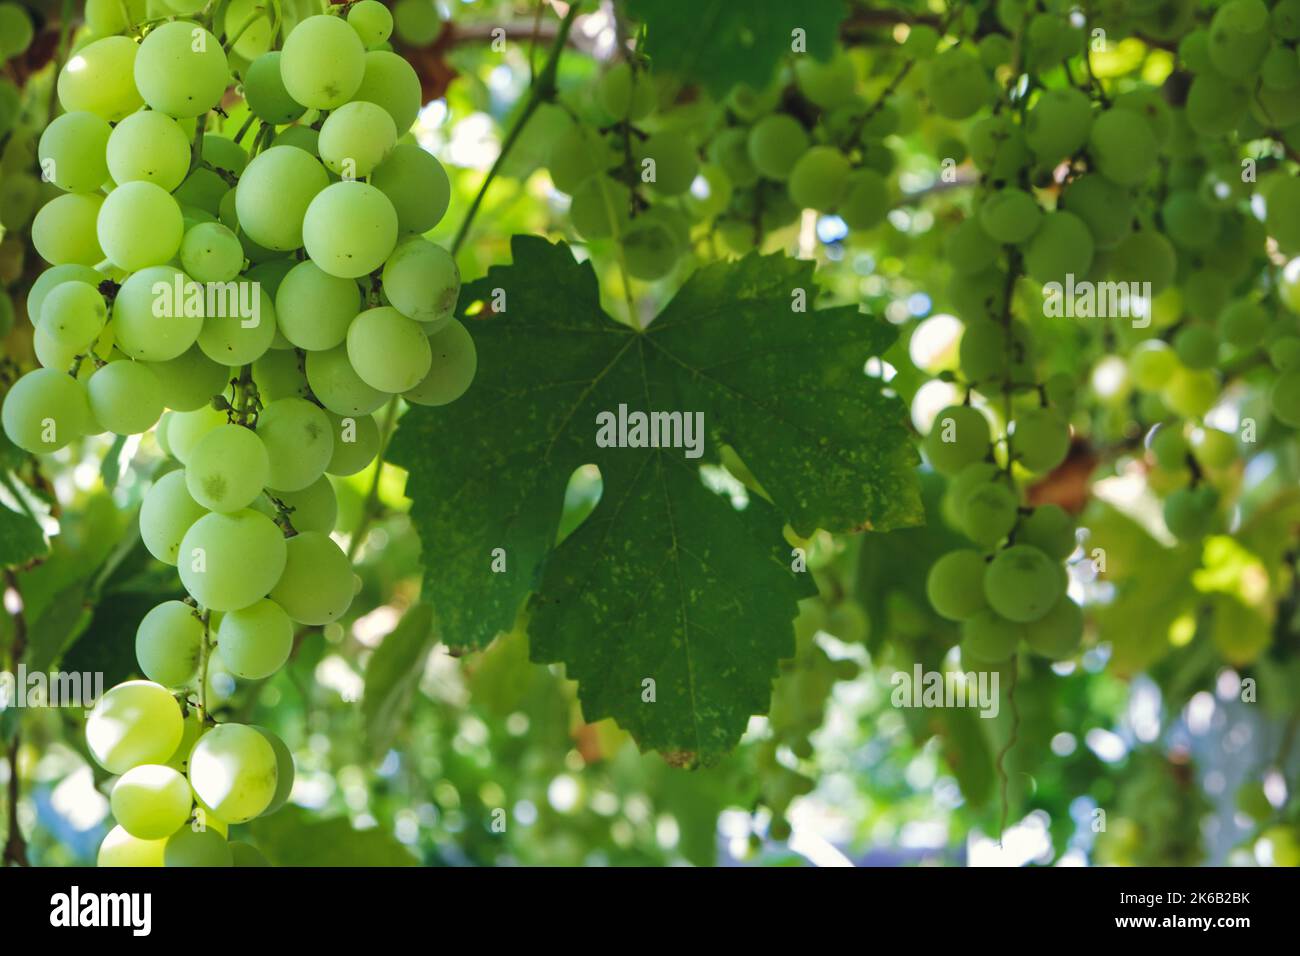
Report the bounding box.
[111,764,193,840]
[1207,0,1270,79]
[393,0,440,45]
[381,237,459,324]
[274,261,360,351]
[1268,336,1300,372]
[840,169,890,231]
[85,680,185,775]
[1089,109,1158,186]
[1192,428,1236,469]
[39,280,107,350]
[352,49,422,136]
[1217,298,1267,348]
[217,599,293,680]
[984,545,1064,623]
[256,397,333,492]
[270,474,337,533]
[1174,323,1219,370]
[1185,72,1248,138]
[787,146,850,211]
[279,14,365,110]
[597,61,656,122]
[38,111,111,192]
[637,131,698,196]
[148,347,229,413]
[1272,369,1300,426]
[135,599,203,688]
[1060,174,1133,250]
[203,134,250,177]
[1,368,92,453]
[548,122,615,194]
[303,181,399,279]
[97,825,166,867]
[87,360,164,435]
[58,36,144,121]
[106,110,191,192]
[1023,211,1094,286]
[252,726,295,815]
[178,509,287,611]
[196,283,276,366]
[270,531,355,625]
[349,0,394,47]
[1129,340,1179,392]
[305,346,387,416]
[1163,484,1220,540]
[346,306,432,393]
[1022,595,1084,659]
[978,187,1042,244]
[1109,228,1177,294]
[186,424,271,513]
[98,181,184,271]
[140,470,208,566]
[925,405,991,475]
[32,192,105,266]
[569,176,631,241]
[945,218,999,276]
[0,1,33,59]
[793,54,857,110]
[706,128,759,189]
[960,480,1019,546]
[961,608,1021,662]
[134,21,229,118]
[164,825,233,867]
[242,52,305,125]
[319,101,397,178]
[926,46,989,119]
[188,722,278,824]
[321,412,378,477]
[1012,407,1070,473]
[235,146,329,251]
[180,222,244,282]
[370,143,451,235]
[746,114,810,181]
[926,549,989,621]
[1024,86,1092,162]
[1018,504,1075,560]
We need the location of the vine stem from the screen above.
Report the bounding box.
[196,609,213,721]
[2,569,29,866]
[347,399,400,561]
[450,1,583,255]
[994,657,1020,847]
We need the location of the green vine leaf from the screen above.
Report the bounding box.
[362,603,436,760]
[0,501,45,569]
[390,236,920,764]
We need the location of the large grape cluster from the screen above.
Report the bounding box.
[0,3,474,866]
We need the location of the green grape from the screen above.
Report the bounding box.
[959,318,1034,384]
[97,825,166,867]
[746,114,810,181]
[270,530,354,625]
[946,460,1000,515]
[597,61,656,121]
[1191,428,1236,469]
[111,764,193,840]
[983,544,1062,622]
[568,176,631,241]
[1022,595,1083,658]
[164,708,203,775]
[1276,0,1300,37]
[33,324,85,372]
[32,192,105,266]
[178,509,286,611]
[405,318,475,406]
[925,405,990,475]
[254,349,309,403]
[186,424,270,513]
[1023,12,1070,71]
[793,54,856,109]
[978,187,1041,245]
[370,143,450,234]
[173,168,230,217]
[945,218,999,276]
[1018,503,1075,560]
[38,111,111,193]
[303,181,399,279]
[1174,324,1218,370]
[1269,370,1300,426]
[180,222,244,283]
[270,474,337,533]
[235,147,329,251]
[164,826,233,867]
[1161,191,1219,252]
[85,680,185,775]
[305,346,387,415]
[621,210,683,280]
[148,346,229,412]
[348,0,393,47]
[346,306,431,393]
[85,0,144,35]
[960,481,1019,547]
[1011,407,1070,473]
[221,0,272,59]
[1265,178,1300,253]
[637,131,698,196]
[217,599,293,680]
[706,128,759,189]
[242,52,305,126]
[0,1,32,59]
[725,81,780,121]
[319,101,396,178]
[274,261,359,351]
[203,134,249,177]
[787,146,850,211]
[1,368,91,453]
[1023,211,1093,286]
[926,46,989,120]
[322,412,379,477]
[840,169,890,232]
[1024,86,1092,162]
[134,21,229,118]
[1089,109,1158,186]
[169,406,230,464]
[196,284,277,366]
[279,14,365,110]
[1109,229,1177,294]
[270,124,319,155]
[1128,339,1178,392]
[1185,72,1249,138]
[253,726,295,815]
[139,470,208,566]
[1207,0,1270,79]
[381,237,459,325]
[1114,88,1172,145]
[135,599,203,693]
[548,122,616,193]
[393,0,440,44]
[1217,299,1267,348]
[1268,336,1300,372]
[1150,423,1189,471]
[926,548,989,621]
[58,36,144,121]
[967,115,1030,179]
[960,608,1021,662]
[352,49,422,136]
[98,181,184,271]
[39,280,107,349]
[87,360,164,435]
[106,109,191,191]
[256,397,333,492]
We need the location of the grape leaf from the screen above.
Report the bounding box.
[247,806,418,866]
[626,0,848,96]
[0,501,45,568]
[390,236,920,764]
[362,603,436,759]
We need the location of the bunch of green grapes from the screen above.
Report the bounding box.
[0,3,477,865]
